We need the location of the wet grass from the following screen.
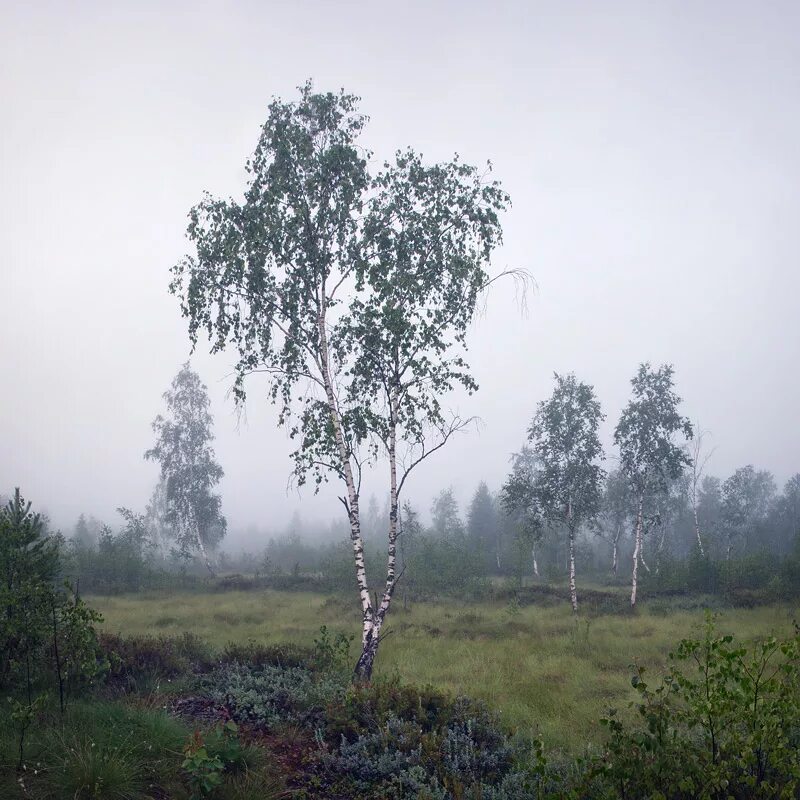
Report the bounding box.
[91,589,800,753]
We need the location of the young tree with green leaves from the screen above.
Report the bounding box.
[431,488,465,540]
[467,481,499,571]
[595,468,632,575]
[501,446,545,579]
[614,363,693,606]
[524,373,605,612]
[0,489,60,688]
[720,465,776,559]
[170,83,515,679]
[145,363,226,574]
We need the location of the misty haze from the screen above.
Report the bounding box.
[1,3,799,798]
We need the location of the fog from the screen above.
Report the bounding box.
[2,1,799,541]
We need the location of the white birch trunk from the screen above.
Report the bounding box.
[631,495,643,606]
[376,386,400,625]
[315,309,375,676]
[195,529,216,576]
[612,523,620,575]
[531,543,539,578]
[568,524,578,613]
[693,504,705,557]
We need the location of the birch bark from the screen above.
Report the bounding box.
[631,495,644,606]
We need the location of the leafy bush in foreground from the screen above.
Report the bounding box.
[583,615,800,799]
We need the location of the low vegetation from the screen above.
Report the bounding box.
[91,587,799,753]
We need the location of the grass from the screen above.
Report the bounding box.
[90,589,800,753]
[0,699,189,799]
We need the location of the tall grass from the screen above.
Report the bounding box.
[91,589,800,753]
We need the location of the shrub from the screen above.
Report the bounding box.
[100,632,212,691]
[583,615,800,799]
[220,640,314,670]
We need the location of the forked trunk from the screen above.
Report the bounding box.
[316,309,374,672]
[631,495,644,606]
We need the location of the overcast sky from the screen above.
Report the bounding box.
[2,0,798,539]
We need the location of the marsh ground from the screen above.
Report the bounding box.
[91,589,799,753]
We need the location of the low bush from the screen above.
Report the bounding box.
[581,615,800,799]
[100,632,213,691]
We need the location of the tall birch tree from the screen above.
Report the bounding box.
[170,83,513,679]
[508,374,605,612]
[145,363,226,573]
[614,363,692,606]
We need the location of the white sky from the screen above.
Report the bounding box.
[2,1,799,537]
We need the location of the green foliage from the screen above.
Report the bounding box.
[67,511,168,595]
[585,615,800,798]
[145,363,226,565]
[313,624,354,674]
[56,589,108,698]
[182,729,225,798]
[0,489,60,688]
[100,631,212,691]
[614,363,693,498]
[52,735,145,800]
[525,373,606,530]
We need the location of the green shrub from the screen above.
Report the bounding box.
[220,640,314,670]
[100,632,212,691]
[583,615,800,799]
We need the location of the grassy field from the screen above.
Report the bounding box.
[91,589,800,753]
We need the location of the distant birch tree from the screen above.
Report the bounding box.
[145,363,226,574]
[595,469,631,575]
[686,424,715,557]
[500,446,545,579]
[614,363,692,606]
[504,374,604,612]
[170,83,515,679]
[720,465,776,559]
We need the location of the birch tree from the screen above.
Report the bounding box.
[170,83,513,679]
[720,465,776,558]
[501,446,545,580]
[510,374,605,612]
[145,363,226,573]
[614,363,692,606]
[686,424,715,557]
[595,469,631,575]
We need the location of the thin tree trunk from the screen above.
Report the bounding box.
[654,524,667,575]
[51,598,64,714]
[195,529,216,576]
[531,543,539,578]
[568,524,578,613]
[315,310,373,675]
[693,505,705,557]
[612,523,620,575]
[631,495,643,606]
[359,386,402,679]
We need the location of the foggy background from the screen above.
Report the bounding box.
[2,1,798,544]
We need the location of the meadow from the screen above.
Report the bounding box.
[90,588,800,753]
